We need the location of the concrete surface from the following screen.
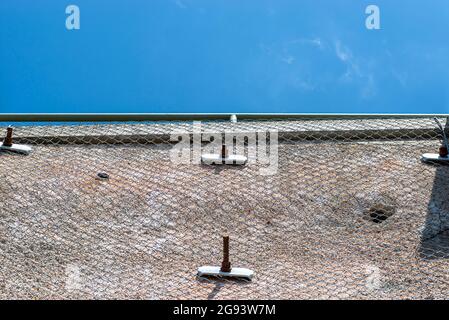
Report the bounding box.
[0,119,448,299]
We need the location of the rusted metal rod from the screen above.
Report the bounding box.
[439,145,448,157]
[221,145,228,159]
[221,235,232,273]
[3,127,13,147]
[0,113,433,122]
[221,145,229,165]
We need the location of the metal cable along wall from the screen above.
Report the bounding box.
[0,116,448,299]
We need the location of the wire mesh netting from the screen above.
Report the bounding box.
[1,116,449,299]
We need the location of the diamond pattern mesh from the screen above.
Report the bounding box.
[0,116,448,299]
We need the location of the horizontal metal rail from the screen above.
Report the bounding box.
[2,117,445,144]
[0,113,445,122]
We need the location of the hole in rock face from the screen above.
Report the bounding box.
[369,209,389,223]
[97,172,109,180]
[364,204,395,224]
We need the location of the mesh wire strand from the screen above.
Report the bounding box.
[0,116,449,299]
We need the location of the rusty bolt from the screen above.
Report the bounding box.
[221,145,229,165]
[220,235,232,273]
[439,145,449,157]
[221,145,228,159]
[3,127,13,147]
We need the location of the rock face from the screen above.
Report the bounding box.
[0,120,448,299]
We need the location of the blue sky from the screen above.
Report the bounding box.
[1,0,448,114]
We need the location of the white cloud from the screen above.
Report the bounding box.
[335,40,352,63]
[335,40,377,99]
[361,74,377,98]
[174,0,187,9]
[392,69,408,87]
[281,55,295,65]
[293,78,315,91]
[289,37,325,50]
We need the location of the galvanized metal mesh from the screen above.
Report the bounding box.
[1,116,449,299]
